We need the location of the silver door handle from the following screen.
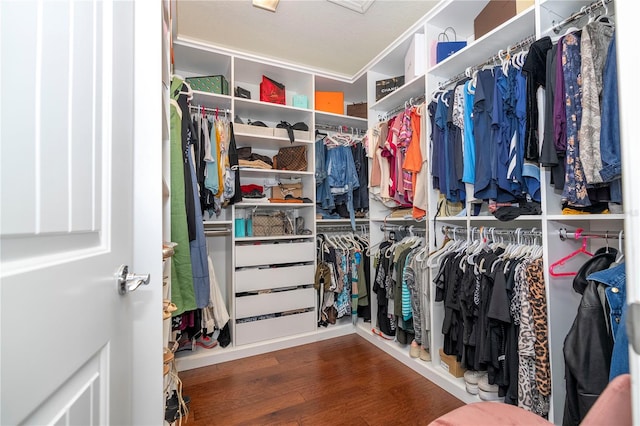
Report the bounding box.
[116,265,150,295]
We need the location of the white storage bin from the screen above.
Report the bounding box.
[235,287,315,318]
[235,310,316,346]
[234,123,274,137]
[236,264,314,292]
[273,128,312,142]
[235,241,314,267]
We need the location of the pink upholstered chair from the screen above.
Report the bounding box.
[429,374,632,426]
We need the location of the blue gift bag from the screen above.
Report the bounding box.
[436,27,467,63]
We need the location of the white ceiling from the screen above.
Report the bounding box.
[175,0,439,79]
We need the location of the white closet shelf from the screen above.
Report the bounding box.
[237,168,313,178]
[191,91,232,110]
[203,220,233,226]
[546,214,625,221]
[434,216,468,222]
[236,202,315,208]
[315,111,368,130]
[234,132,313,148]
[316,218,369,224]
[234,98,312,124]
[427,5,535,79]
[467,215,544,222]
[235,235,315,242]
[369,216,425,222]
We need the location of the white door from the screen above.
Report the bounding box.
[0,1,162,424]
[617,3,640,424]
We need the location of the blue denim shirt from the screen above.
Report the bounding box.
[587,261,628,380]
[599,33,622,203]
[315,138,334,210]
[325,145,359,229]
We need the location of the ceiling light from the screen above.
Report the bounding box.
[253,0,279,12]
[326,0,375,14]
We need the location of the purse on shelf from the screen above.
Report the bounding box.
[273,145,307,171]
[436,27,467,63]
[260,75,286,105]
[251,210,293,236]
[235,86,251,99]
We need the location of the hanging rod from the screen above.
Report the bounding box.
[558,227,624,241]
[189,105,231,116]
[315,123,367,135]
[380,224,426,234]
[551,0,613,34]
[436,34,536,90]
[441,225,542,238]
[380,94,426,121]
[316,224,369,233]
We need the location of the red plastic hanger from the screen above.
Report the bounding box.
[549,228,594,277]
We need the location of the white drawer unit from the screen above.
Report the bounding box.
[236,264,314,292]
[235,287,315,319]
[235,241,315,267]
[234,310,317,346]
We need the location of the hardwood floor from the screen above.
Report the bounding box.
[178,334,464,425]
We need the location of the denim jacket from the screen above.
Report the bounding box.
[599,33,622,203]
[587,262,628,381]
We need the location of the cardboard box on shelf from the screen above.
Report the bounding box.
[270,182,303,199]
[315,91,344,115]
[474,0,534,40]
[439,348,466,378]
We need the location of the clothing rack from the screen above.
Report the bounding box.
[315,123,367,135]
[551,0,613,34]
[380,224,426,234]
[316,223,369,233]
[436,34,536,90]
[380,94,426,121]
[189,105,231,117]
[558,227,624,241]
[441,225,542,239]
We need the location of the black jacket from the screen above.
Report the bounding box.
[562,249,618,426]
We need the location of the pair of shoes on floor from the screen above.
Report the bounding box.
[195,334,218,349]
[463,370,487,395]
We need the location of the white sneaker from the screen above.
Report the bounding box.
[478,373,499,393]
[465,382,479,395]
[464,370,487,385]
[478,388,502,401]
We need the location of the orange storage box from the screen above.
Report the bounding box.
[315,91,344,115]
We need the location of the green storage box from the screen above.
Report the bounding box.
[185,75,229,95]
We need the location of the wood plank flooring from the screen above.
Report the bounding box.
[178,334,464,425]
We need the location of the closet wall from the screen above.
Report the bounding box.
[355,0,623,423]
[169,1,628,423]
